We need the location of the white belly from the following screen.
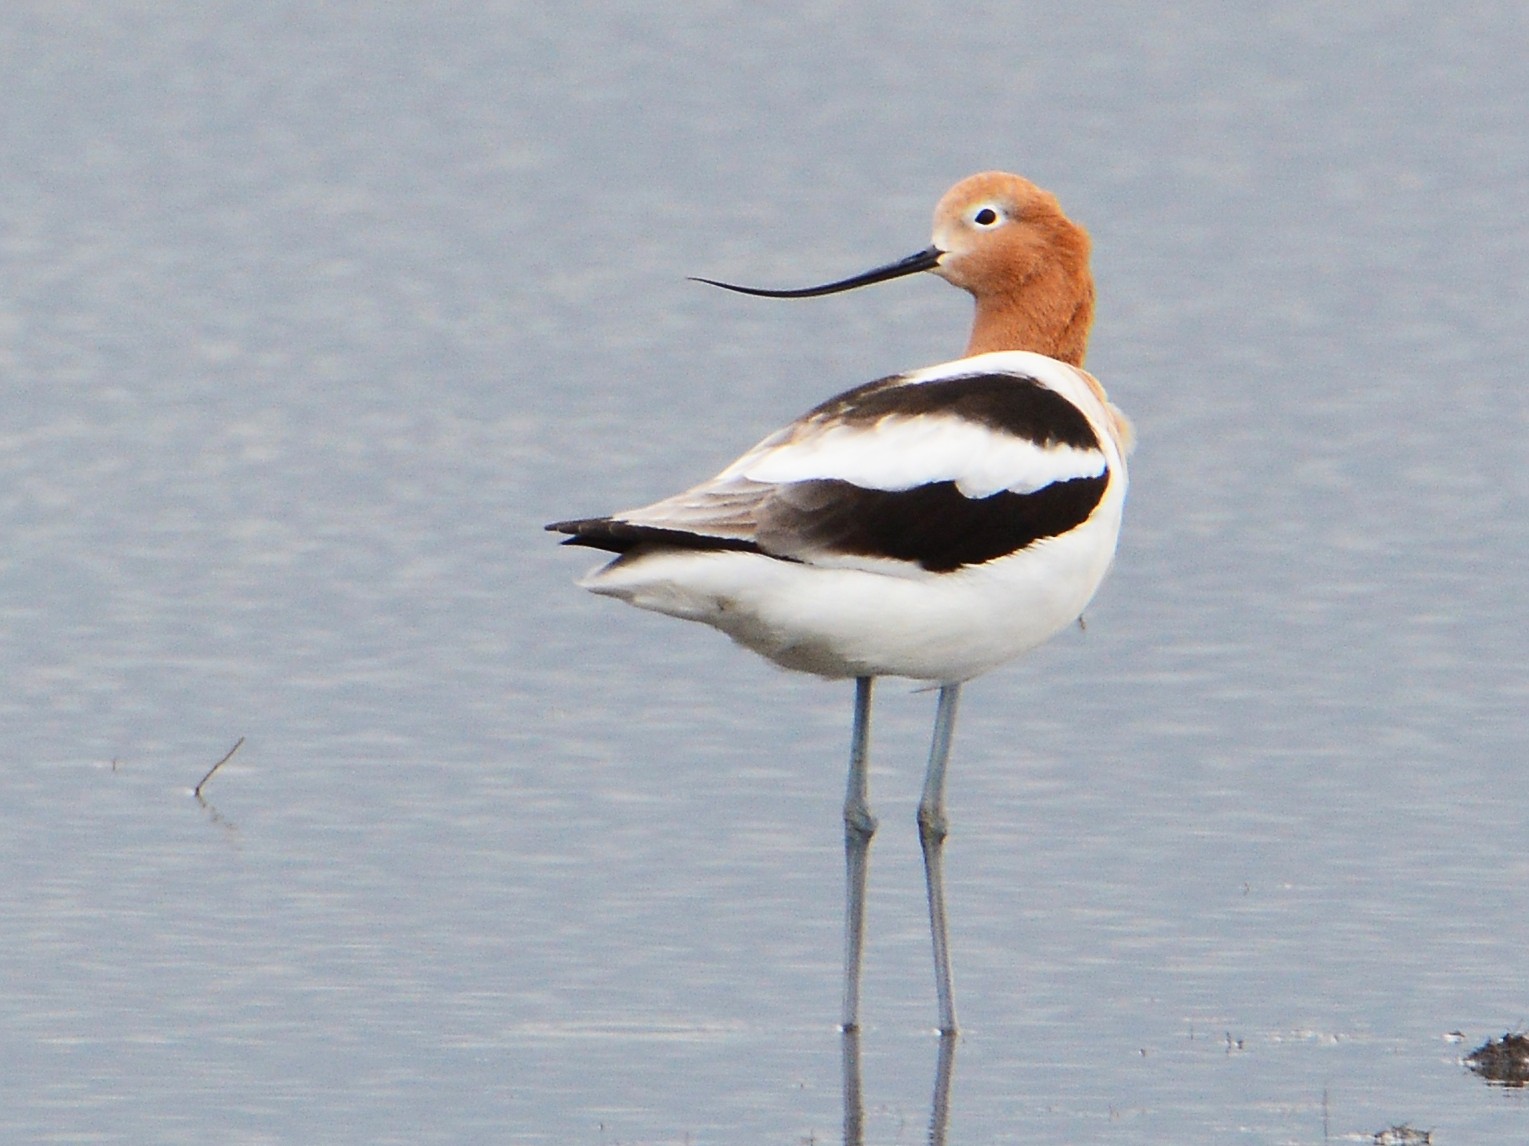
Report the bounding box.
[578,488,1123,682]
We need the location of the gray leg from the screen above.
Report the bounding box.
[917,683,962,1035]
[841,676,876,1033]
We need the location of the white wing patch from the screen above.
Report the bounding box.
[731,415,1105,498]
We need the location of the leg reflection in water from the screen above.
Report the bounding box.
[840,1028,957,1146]
[841,1028,864,1146]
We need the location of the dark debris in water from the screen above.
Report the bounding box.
[1373,1125,1431,1145]
[1465,1032,1529,1087]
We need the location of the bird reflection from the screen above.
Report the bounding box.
[841,1028,864,1145]
[841,1028,956,1145]
[928,1033,956,1144]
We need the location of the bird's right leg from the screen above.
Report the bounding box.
[841,676,876,1032]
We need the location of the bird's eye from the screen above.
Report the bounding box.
[972,205,1002,227]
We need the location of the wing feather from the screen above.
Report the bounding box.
[548,353,1124,572]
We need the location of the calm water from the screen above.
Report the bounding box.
[2,3,1527,1142]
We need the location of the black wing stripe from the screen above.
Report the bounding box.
[760,473,1110,572]
[805,371,1101,451]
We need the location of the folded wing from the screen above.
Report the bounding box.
[548,357,1119,576]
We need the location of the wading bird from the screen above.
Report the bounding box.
[547,172,1132,1035]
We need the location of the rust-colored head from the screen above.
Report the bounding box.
[692,171,1095,366]
[927,172,1094,364]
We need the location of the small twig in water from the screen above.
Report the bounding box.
[194,737,245,799]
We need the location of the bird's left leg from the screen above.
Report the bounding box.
[917,682,962,1035]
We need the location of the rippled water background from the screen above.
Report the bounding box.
[2,4,1527,1143]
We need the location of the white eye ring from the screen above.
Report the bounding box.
[970,204,1004,228]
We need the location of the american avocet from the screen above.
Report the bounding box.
[548,172,1132,1035]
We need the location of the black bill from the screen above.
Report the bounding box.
[691,245,943,298]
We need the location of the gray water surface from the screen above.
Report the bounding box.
[2,4,1527,1143]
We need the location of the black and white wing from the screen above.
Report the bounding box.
[548,352,1126,576]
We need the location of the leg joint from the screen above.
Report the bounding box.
[916,802,948,846]
[844,802,878,842]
